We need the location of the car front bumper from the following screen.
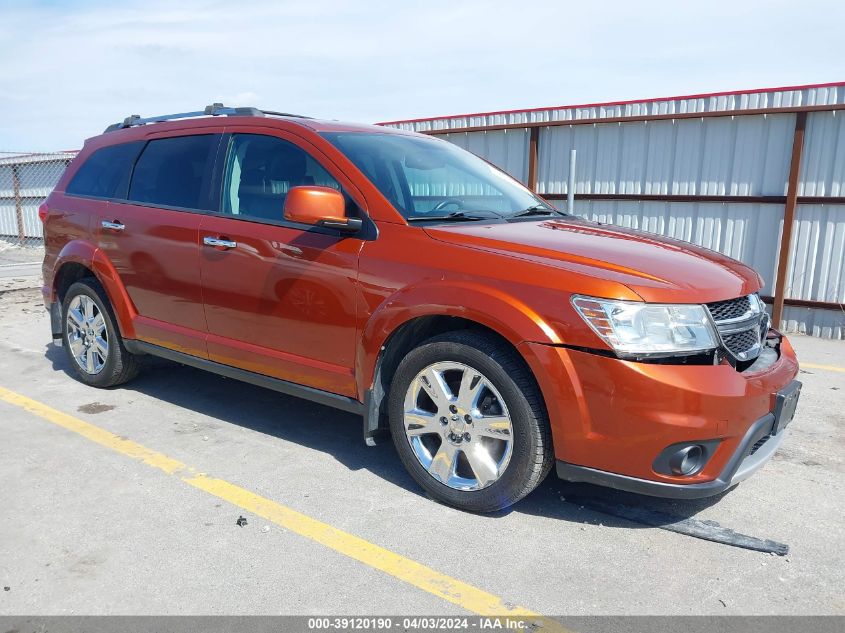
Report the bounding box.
[519,332,800,498]
[554,411,789,498]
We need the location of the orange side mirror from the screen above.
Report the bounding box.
[283,186,361,233]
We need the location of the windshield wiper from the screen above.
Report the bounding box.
[407,211,495,223]
[508,204,562,219]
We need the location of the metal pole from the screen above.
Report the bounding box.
[12,164,24,246]
[567,149,576,213]
[527,127,539,192]
[772,112,807,328]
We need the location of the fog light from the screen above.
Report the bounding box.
[669,445,704,476]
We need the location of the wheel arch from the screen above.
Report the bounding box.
[361,309,552,446]
[358,279,561,389]
[51,241,137,338]
[54,261,96,303]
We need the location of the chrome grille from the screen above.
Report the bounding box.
[705,294,765,363]
[723,329,759,355]
[706,296,751,321]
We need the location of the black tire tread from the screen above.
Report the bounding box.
[389,329,554,512]
[63,278,140,388]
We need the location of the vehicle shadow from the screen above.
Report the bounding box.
[45,344,422,498]
[45,344,732,528]
[508,471,732,528]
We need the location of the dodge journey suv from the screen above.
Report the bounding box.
[41,104,800,512]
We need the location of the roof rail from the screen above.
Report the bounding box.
[103,103,310,133]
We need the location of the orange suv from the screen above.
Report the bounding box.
[41,104,801,512]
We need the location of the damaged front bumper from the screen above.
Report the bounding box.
[521,330,800,499]
[555,406,793,499]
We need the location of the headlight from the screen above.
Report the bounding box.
[572,295,718,357]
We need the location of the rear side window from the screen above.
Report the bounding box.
[128,135,217,210]
[65,141,144,199]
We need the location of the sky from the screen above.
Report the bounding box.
[1,0,843,152]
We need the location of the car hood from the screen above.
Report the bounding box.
[423,217,762,303]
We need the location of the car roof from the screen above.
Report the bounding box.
[91,105,420,147]
[295,117,415,135]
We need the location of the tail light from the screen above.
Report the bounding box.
[38,202,49,223]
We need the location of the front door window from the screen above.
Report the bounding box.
[221,134,342,222]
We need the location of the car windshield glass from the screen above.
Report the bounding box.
[321,132,554,222]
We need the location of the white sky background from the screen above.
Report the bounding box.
[1,0,843,152]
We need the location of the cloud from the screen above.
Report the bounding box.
[0,0,842,151]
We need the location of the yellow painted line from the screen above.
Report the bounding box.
[0,385,186,474]
[802,362,845,373]
[0,385,567,630]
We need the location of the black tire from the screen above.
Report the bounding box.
[61,278,140,388]
[388,330,554,512]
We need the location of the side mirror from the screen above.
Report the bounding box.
[283,186,363,233]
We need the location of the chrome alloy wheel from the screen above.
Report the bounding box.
[66,295,108,375]
[403,361,514,491]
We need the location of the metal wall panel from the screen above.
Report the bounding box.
[800,111,845,196]
[443,129,529,184]
[386,84,844,133]
[17,162,61,199]
[21,202,42,238]
[0,202,42,239]
[782,304,843,339]
[382,86,845,337]
[786,204,845,304]
[536,115,795,196]
[0,166,20,239]
[0,156,72,240]
[569,201,783,296]
[0,166,13,199]
[0,202,17,238]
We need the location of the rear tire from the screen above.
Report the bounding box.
[388,330,553,512]
[61,278,140,388]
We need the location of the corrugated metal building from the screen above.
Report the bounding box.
[380,81,845,339]
[0,152,76,242]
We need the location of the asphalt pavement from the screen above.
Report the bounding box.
[0,283,842,617]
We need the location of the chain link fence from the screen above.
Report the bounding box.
[0,151,76,267]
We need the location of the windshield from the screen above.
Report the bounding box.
[321,132,554,221]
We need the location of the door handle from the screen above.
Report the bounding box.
[203,236,237,249]
[101,220,125,231]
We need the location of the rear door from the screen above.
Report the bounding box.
[198,130,366,397]
[96,132,221,357]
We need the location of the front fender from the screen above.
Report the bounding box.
[357,279,562,396]
[52,240,138,339]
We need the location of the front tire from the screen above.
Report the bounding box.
[388,330,553,512]
[62,278,140,388]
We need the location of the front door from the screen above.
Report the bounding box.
[198,132,365,397]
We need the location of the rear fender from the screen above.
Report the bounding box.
[52,240,138,339]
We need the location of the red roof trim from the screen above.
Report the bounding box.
[377,80,844,126]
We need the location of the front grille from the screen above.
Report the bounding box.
[706,296,751,321]
[723,329,759,356]
[705,295,764,363]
